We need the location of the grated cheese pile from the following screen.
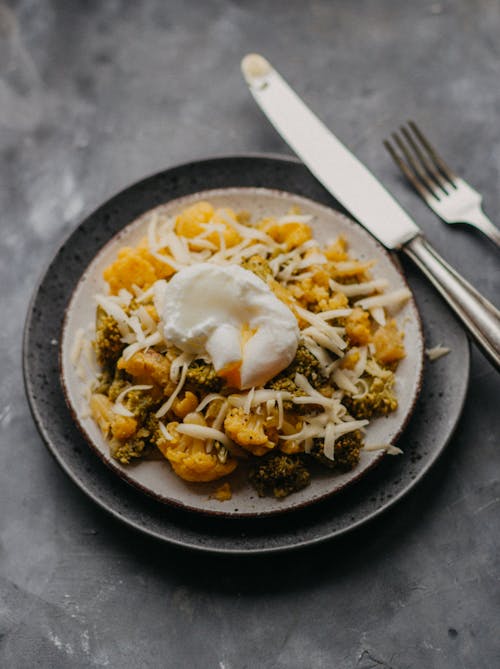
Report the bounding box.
[85,200,411,497]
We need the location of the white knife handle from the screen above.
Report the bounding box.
[403,235,500,370]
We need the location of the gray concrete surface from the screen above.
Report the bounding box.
[1,1,499,667]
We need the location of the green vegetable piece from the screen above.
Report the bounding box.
[344,375,398,420]
[249,452,310,498]
[94,310,125,371]
[309,430,363,472]
[186,359,223,393]
[111,437,146,465]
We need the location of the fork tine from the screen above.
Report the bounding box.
[392,131,440,199]
[383,138,436,201]
[400,125,450,194]
[408,120,457,186]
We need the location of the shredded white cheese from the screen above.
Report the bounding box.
[70,328,85,365]
[156,364,188,418]
[355,288,411,311]
[113,385,153,417]
[364,443,404,455]
[175,423,234,450]
[425,345,451,361]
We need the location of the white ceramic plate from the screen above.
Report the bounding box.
[60,187,424,517]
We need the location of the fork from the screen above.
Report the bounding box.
[384,121,500,248]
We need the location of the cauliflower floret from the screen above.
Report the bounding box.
[324,236,349,262]
[172,391,199,419]
[290,276,330,311]
[224,407,276,456]
[372,319,406,365]
[175,200,214,237]
[290,265,349,312]
[158,415,237,482]
[135,238,176,280]
[90,393,138,441]
[210,209,242,247]
[117,349,175,395]
[175,201,241,249]
[345,308,372,346]
[278,415,305,454]
[103,248,157,294]
[259,218,312,250]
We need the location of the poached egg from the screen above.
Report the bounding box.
[160,263,299,389]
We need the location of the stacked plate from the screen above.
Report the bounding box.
[23,156,469,554]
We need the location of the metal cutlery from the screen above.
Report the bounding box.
[384,121,500,248]
[241,54,500,370]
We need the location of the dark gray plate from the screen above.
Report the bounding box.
[23,155,469,554]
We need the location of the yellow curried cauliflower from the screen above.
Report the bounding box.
[290,276,329,312]
[172,391,199,419]
[174,201,241,249]
[373,319,406,365]
[324,236,349,262]
[117,349,175,396]
[90,393,138,440]
[157,416,237,483]
[102,245,175,294]
[135,238,176,280]
[224,407,276,456]
[345,308,372,346]
[103,247,157,294]
[258,218,312,250]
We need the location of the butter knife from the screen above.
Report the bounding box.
[241,54,500,371]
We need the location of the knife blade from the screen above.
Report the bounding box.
[241,53,500,370]
[241,53,419,249]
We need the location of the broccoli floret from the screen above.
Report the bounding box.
[343,375,398,420]
[186,359,223,393]
[124,389,159,421]
[270,344,325,389]
[143,413,165,449]
[249,452,310,498]
[267,344,325,411]
[103,368,129,401]
[241,255,273,282]
[94,311,125,371]
[92,365,129,398]
[92,370,113,395]
[292,344,324,383]
[266,376,306,412]
[111,436,147,464]
[309,430,363,472]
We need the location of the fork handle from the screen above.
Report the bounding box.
[464,209,500,248]
[403,235,500,371]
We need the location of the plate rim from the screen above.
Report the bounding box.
[22,153,469,553]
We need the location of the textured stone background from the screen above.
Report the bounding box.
[1,1,499,667]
